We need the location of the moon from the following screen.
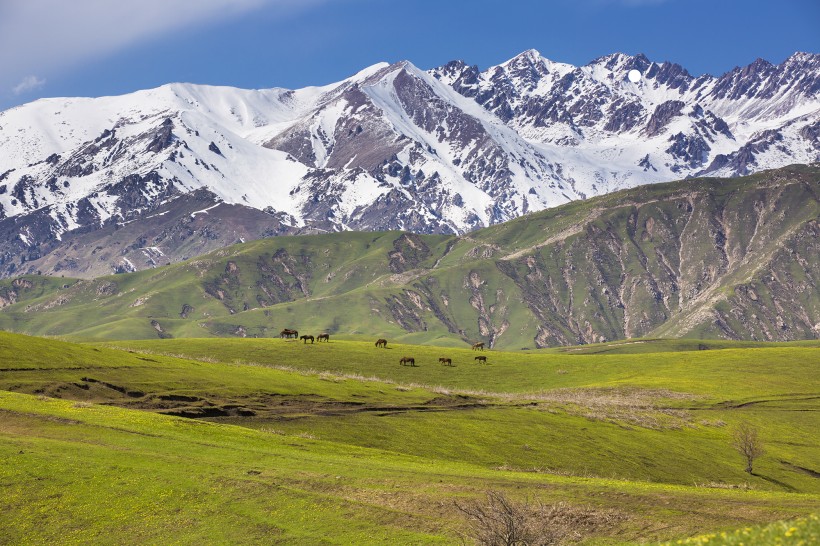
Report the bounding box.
[628,69,642,83]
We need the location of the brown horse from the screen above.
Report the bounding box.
[474,355,487,364]
[438,357,452,366]
[300,335,314,344]
[472,342,484,351]
[399,356,415,366]
[280,328,298,339]
[375,338,388,348]
[317,333,330,342]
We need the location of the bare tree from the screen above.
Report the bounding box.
[456,491,539,545]
[455,491,621,545]
[732,422,765,474]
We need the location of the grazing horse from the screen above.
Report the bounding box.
[474,355,487,364]
[375,338,388,348]
[472,342,484,351]
[300,335,314,344]
[399,356,415,366]
[317,333,330,342]
[280,328,298,339]
[438,357,452,366]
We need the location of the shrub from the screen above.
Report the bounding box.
[455,490,622,545]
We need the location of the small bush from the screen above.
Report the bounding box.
[455,490,623,545]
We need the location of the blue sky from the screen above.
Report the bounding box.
[1,0,818,110]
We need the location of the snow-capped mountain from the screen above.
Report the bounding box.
[0,51,818,277]
[433,50,819,191]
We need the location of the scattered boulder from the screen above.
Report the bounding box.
[151,319,172,339]
[96,281,118,296]
[180,304,194,319]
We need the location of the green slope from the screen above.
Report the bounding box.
[1,331,818,544]
[0,165,818,347]
[4,390,818,545]
[3,331,819,492]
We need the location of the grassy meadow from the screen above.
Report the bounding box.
[0,330,818,544]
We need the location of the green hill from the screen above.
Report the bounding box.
[0,330,817,544]
[0,165,818,348]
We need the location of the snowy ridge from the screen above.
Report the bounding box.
[431,49,819,196]
[0,50,818,276]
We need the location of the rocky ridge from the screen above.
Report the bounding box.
[0,51,817,278]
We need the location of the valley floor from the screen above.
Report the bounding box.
[1,332,818,544]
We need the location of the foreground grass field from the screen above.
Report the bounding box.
[659,513,819,545]
[1,331,818,544]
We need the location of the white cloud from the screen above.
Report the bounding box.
[12,75,47,95]
[0,0,327,100]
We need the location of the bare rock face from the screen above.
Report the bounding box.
[645,101,685,137]
[800,120,820,149]
[388,233,431,273]
[604,99,645,133]
[179,304,194,319]
[0,287,18,308]
[712,219,820,341]
[0,189,300,279]
[666,133,711,171]
[151,319,171,339]
[96,282,118,297]
[702,129,785,176]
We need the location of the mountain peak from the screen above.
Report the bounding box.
[750,57,774,70]
[501,49,550,71]
[1,51,817,280]
[595,52,653,72]
[344,61,393,84]
[359,60,427,87]
[491,49,575,90]
[510,48,543,62]
[783,51,820,68]
[589,51,632,67]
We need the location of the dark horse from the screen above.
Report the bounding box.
[438,357,453,366]
[300,335,314,344]
[474,355,487,364]
[317,333,330,342]
[375,339,388,348]
[472,342,484,351]
[280,328,298,339]
[399,356,415,366]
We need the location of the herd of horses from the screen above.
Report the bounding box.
[395,341,488,366]
[280,329,489,366]
[397,354,487,367]
[279,329,330,344]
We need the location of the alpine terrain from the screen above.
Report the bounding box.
[0,50,818,278]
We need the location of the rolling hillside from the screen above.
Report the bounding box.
[0,330,818,544]
[0,165,818,347]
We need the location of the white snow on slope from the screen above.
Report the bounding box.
[0,51,817,242]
